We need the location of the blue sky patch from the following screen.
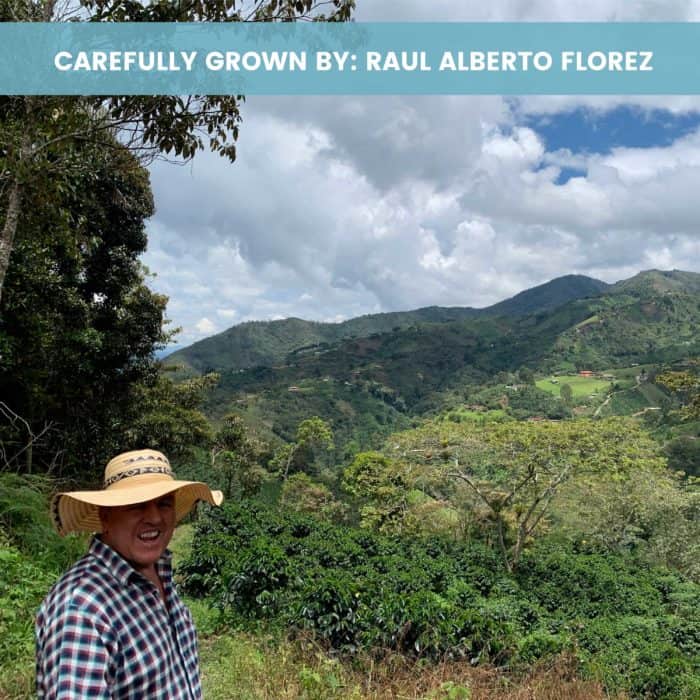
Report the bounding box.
[555,166,587,185]
[527,106,700,156]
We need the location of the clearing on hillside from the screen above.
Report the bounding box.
[536,375,612,399]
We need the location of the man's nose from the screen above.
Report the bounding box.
[142,500,163,522]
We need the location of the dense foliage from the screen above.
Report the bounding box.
[0,140,170,478]
[181,501,700,698]
[0,473,87,696]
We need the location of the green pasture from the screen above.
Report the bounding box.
[536,375,612,399]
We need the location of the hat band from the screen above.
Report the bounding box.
[104,465,173,488]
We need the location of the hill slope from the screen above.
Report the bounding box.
[609,269,700,297]
[487,274,608,317]
[166,273,608,374]
[167,269,700,449]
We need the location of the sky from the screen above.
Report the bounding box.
[142,1,700,347]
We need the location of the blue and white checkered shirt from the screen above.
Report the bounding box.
[35,537,202,699]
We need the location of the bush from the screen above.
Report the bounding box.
[577,616,700,699]
[0,473,86,572]
[516,630,570,666]
[515,545,665,618]
[291,571,362,649]
[0,543,57,696]
[0,474,88,698]
[181,500,700,697]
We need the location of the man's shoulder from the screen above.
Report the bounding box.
[38,551,118,618]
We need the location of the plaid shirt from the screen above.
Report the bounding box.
[35,537,202,699]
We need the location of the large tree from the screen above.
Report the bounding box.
[445,418,666,571]
[0,0,355,304]
[345,417,667,571]
[658,366,700,419]
[271,416,334,480]
[210,413,268,499]
[0,137,169,478]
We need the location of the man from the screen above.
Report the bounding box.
[36,449,223,699]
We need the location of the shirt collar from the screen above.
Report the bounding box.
[89,536,173,588]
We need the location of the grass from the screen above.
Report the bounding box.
[536,375,612,400]
[194,626,624,700]
[606,365,655,381]
[445,408,508,424]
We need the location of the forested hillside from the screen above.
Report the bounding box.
[164,270,700,454]
[166,273,608,374]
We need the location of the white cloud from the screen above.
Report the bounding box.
[145,98,700,342]
[142,1,700,343]
[195,318,217,335]
[357,0,700,21]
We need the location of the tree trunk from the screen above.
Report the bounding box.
[0,97,33,309]
[282,447,295,481]
[0,174,23,307]
[497,516,513,573]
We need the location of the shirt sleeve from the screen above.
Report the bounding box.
[36,602,116,699]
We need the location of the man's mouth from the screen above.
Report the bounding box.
[138,529,161,542]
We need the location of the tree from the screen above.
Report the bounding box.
[210,413,268,499]
[664,436,700,478]
[379,417,666,571]
[518,367,535,385]
[0,138,168,478]
[342,449,457,535]
[279,472,346,522]
[342,451,410,531]
[658,368,700,419]
[560,382,573,406]
[125,372,219,463]
[271,416,334,480]
[555,459,700,581]
[448,418,666,571]
[0,0,356,304]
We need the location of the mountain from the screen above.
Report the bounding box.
[609,269,700,297]
[543,270,700,371]
[165,273,607,374]
[485,274,608,317]
[166,269,700,448]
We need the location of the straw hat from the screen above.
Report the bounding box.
[51,449,224,535]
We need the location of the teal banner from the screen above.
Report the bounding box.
[0,22,697,94]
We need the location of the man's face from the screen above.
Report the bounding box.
[100,494,176,571]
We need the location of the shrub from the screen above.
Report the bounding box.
[577,616,700,698]
[181,500,700,697]
[0,473,86,572]
[0,543,57,695]
[516,630,570,666]
[515,544,664,618]
[290,571,363,649]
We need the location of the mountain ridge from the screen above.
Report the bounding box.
[166,268,700,448]
[166,272,610,373]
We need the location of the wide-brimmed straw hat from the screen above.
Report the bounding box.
[51,449,224,535]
